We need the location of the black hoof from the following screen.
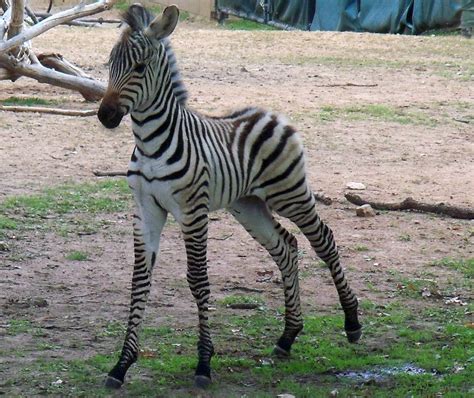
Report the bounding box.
[346,327,362,343]
[272,344,291,359]
[105,375,123,389]
[194,375,212,389]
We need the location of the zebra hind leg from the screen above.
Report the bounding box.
[275,193,362,343]
[229,196,303,357]
[105,207,167,388]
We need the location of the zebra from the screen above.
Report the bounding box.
[97,4,362,389]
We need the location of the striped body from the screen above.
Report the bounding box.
[97,5,361,389]
[128,107,303,217]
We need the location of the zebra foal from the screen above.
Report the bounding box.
[97,4,361,389]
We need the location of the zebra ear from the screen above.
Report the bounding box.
[144,5,179,40]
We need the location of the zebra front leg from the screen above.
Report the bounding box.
[105,207,167,388]
[230,197,303,357]
[181,213,214,388]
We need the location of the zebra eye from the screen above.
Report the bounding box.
[135,63,146,74]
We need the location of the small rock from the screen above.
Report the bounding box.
[330,389,339,397]
[277,394,295,398]
[356,204,376,217]
[346,182,366,190]
[0,241,10,251]
[31,297,49,308]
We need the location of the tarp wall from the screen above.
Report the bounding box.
[216,0,465,33]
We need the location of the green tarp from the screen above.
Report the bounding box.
[216,0,466,34]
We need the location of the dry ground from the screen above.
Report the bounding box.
[0,9,473,397]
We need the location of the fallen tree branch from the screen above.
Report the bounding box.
[0,105,97,116]
[314,83,378,88]
[93,170,127,177]
[0,0,116,54]
[35,13,121,24]
[0,56,105,100]
[345,193,474,220]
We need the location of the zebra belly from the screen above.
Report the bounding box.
[127,172,184,222]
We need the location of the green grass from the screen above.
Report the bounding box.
[218,294,265,307]
[221,17,277,31]
[431,258,474,279]
[0,179,131,238]
[65,250,89,261]
[318,104,434,125]
[3,303,472,396]
[114,1,189,20]
[6,319,34,335]
[0,96,56,106]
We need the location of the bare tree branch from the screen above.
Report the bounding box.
[0,0,116,54]
[345,193,474,220]
[0,105,97,116]
[93,170,127,177]
[7,0,24,40]
[0,54,105,100]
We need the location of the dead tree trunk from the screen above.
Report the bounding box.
[0,0,116,101]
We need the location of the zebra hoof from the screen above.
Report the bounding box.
[194,375,212,389]
[346,327,362,343]
[272,344,291,359]
[104,375,123,389]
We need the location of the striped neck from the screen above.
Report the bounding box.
[130,53,185,158]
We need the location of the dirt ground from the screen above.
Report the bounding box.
[0,7,473,396]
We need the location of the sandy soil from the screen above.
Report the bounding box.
[0,9,473,395]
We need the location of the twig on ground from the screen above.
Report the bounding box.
[314,83,378,88]
[228,303,259,310]
[453,118,470,124]
[209,233,233,241]
[221,286,264,293]
[345,193,474,220]
[93,170,127,177]
[0,105,97,116]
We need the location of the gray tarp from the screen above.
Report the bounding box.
[217,0,465,33]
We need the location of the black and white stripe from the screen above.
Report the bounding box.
[98,5,361,389]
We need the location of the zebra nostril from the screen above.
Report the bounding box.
[98,102,124,129]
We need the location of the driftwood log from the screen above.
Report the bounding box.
[0,105,97,116]
[0,0,116,101]
[345,193,474,220]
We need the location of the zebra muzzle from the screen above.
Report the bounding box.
[98,93,125,129]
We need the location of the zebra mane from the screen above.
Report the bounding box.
[122,4,154,33]
[118,4,188,106]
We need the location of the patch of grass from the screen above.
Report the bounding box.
[0,179,131,236]
[7,319,33,335]
[3,302,473,396]
[114,0,129,11]
[97,321,126,338]
[218,294,265,307]
[0,96,56,106]
[317,104,434,125]
[354,244,369,252]
[399,234,412,242]
[2,180,130,217]
[221,17,277,31]
[65,250,89,261]
[114,1,189,21]
[396,277,438,298]
[430,258,474,279]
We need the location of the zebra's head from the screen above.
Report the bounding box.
[98,4,180,129]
